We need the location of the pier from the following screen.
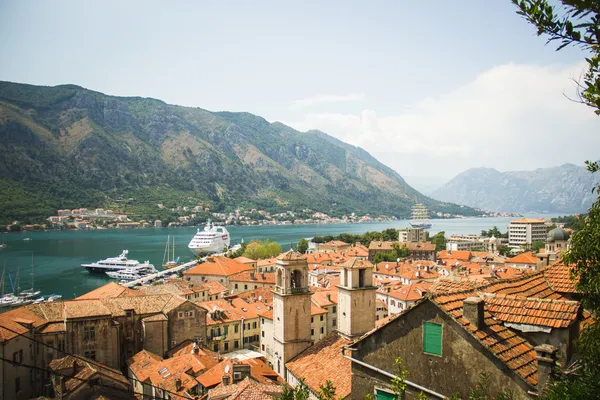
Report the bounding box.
[122,259,200,287]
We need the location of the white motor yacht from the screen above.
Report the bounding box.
[81,250,155,273]
[188,220,231,256]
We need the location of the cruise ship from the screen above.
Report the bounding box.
[81,250,156,273]
[409,203,432,229]
[188,220,231,256]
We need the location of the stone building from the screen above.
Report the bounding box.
[368,241,436,261]
[183,256,254,286]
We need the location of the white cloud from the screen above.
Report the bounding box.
[290,93,365,110]
[279,62,600,182]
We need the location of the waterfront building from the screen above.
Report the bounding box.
[229,272,276,294]
[398,227,426,243]
[154,219,162,228]
[183,256,254,287]
[508,218,548,246]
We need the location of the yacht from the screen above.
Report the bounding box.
[188,220,231,256]
[409,203,433,229]
[106,269,143,281]
[81,250,156,273]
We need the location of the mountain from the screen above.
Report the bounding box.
[431,165,600,213]
[0,81,479,224]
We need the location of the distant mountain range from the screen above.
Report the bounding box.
[0,81,478,224]
[432,164,600,213]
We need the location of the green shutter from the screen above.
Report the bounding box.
[376,389,398,400]
[423,322,442,356]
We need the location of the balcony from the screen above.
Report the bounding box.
[273,286,308,295]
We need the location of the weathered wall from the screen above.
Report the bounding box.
[142,319,167,357]
[338,287,375,338]
[66,317,118,369]
[352,300,532,399]
[167,303,207,350]
[0,334,35,400]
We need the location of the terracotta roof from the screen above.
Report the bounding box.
[286,333,352,398]
[277,250,306,261]
[429,279,485,294]
[388,282,431,302]
[207,377,282,400]
[484,270,563,300]
[166,339,221,360]
[234,256,256,264]
[202,281,230,296]
[369,241,435,252]
[506,252,538,265]
[544,262,578,293]
[482,293,579,329]
[197,358,281,389]
[311,289,338,308]
[74,282,138,300]
[431,291,538,386]
[101,294,187,316]
[39,322,66,334]
[311,304,328,316]
[0,306,47,342]
[184,256,254,277]
[229,272,276,284]
[256,257,278,268]
[231,298,270,320]
[493,266,525,280]
[339,257,373,269]
[198,300,244,325]
[50,354,128,392]
[438,250,472,261]
[510,218,545,224]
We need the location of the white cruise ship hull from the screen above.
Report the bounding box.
[189,243,226,256]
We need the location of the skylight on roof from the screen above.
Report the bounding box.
[158,367,168,374]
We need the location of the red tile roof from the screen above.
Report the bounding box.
[286,333,352,398]
[544,262,578,293]
[438,250,472,261]
[388,282,432,302]
[482,293,579,329]
[74,282,138,300]
[207,376,282,400]
[229,272,276,284]
[506,252,538,265]
[184,256,254,277]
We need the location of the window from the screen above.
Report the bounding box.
[224,342,229,351]
[235,284,238,289]
[375,388,397,400]
[15,377,20,394]
[423,322,442,356]
[253,322,257,329]
[83,326,96,341]
[234,324,239,333]
[311,317,314,323]
[213,344,219,352]
[244,285,248,290]
[234,340,239,349]
[83,350,96,360]
[224,326,229,336]
[311,329,314,336]
[178,311,184,318]
[332,306,337,313]
[262,331,265,338]
[262,344,265,351]
[332,318,337,327]
[320,327,324,334]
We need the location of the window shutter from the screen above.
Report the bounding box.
[375,389,397,400]
[423,321,442,356]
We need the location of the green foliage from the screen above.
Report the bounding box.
[497,245,511,257]
[313,229,399,248]
[531,241,545,252]
[480,226,507,238]
[391,356,408,396]
[242,239,282,260]
[228,242,248,259]
[296,238,309,254]
[317,380,337,400]
[550,215,587,231]
[278,377,310,400]
[430,231,447,252]
[512,0,600,113]
[373,243,411,263]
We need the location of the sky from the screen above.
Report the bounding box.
[1,0,598,192]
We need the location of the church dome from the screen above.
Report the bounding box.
[547,227,570,242]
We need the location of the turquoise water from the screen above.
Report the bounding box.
[0,214,560,300]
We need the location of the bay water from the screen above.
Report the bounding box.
[0,215,559,300]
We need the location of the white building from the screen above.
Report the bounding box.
[508,218,548,246]
[398,228,426,243]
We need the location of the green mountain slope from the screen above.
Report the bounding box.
[0,81,478,224]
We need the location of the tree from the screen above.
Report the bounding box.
[531,241,545,252]
[430,231,447,252]
[391,356,408,398]
[296,238,309,254]
[242,239,282,260]
[497,245,511,257]
[278,378,310,400]
[512,0,600,113]
[317,380,337,400]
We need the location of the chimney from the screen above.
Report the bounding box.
[192,342,199,354]
[463,297,484,329]
[222,375,230,386]
[175,378,182,391]
[535,344,558,392]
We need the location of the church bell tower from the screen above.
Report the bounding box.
[272,250,313,377]
[337,257,377,339]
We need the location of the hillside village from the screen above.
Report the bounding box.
[0,222,589,400]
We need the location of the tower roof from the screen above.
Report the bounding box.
[277,250,306,261]
[547,227,570,242]
[340,257,373,270]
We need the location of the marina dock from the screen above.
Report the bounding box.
[122,259,200,287]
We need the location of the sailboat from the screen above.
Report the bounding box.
[19,253,41,299]
[162,235,180,269]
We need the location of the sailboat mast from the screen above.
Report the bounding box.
[172,236,175,261]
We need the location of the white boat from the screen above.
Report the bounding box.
[46,294,62,302]
[188,220,231,256]
[106,270,143,281]
[20,254,41,299]
[23,238,31,241]
[409,203,432,229]
[81,250,156,273]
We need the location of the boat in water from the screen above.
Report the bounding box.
[81,250,156,273]
[106,269,143,281]
[409,203,432,229]
[162,235,181,268]
[188,220,231,256]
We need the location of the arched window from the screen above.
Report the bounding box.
[291,269,303,289]
[276,269,283,287]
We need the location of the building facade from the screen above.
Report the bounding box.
[508,218,548,246]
